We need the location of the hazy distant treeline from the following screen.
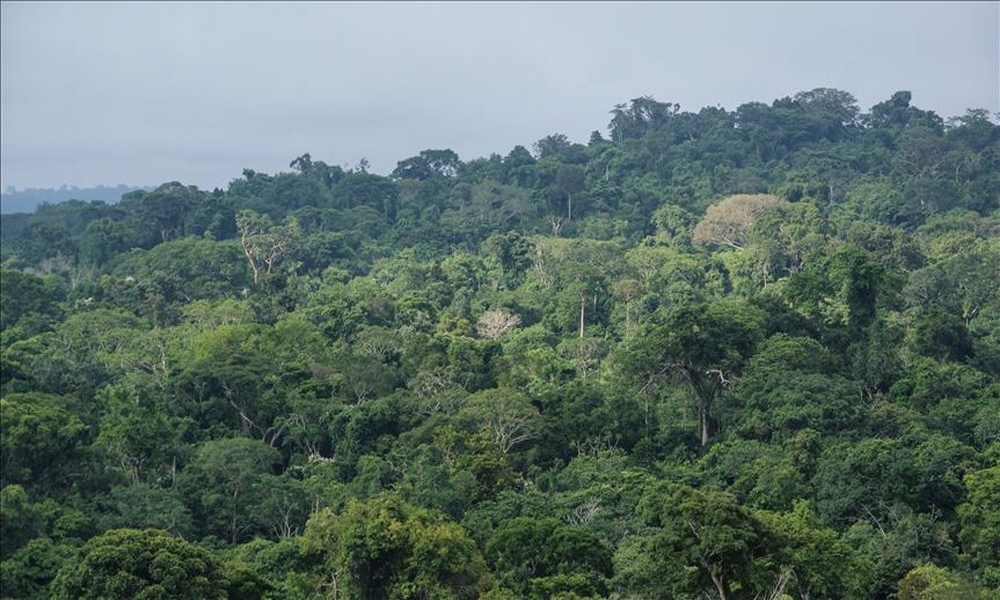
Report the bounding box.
[0,184,148,215]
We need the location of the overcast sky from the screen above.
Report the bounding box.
[2,1,998,192]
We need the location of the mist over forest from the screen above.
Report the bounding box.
[1,88,999,599]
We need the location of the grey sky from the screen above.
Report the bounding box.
[2,1,998,191]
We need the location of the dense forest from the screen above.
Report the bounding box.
[1,88,998,599]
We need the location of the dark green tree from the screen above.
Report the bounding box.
[626,485,775,600]
[619,300,763,445]
[51,529,227,600]
[485,516,612,598]
[176,438,281,544]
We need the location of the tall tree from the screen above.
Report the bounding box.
[620,301,764,445]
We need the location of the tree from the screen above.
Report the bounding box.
[97,484,194,539]
[747,200,829,282]
[77,219,126,269]
[336,351,399,403]
[107,237,251,309]
[0,393,88,492]
[631,485,775,600]
[611,277,643,339]
[0,268,64,336]
[692,194,788,250]
[0,536,75,599]
[812,438,918,525]
[754,500,856,600]
[51,529,226,599]
[957,465,1000,580]
[289,152,314,173]
[910,311,974,362]
[555,164,586,221]
[533,133,573,159]
[123,182,204,246]
[461,389,542,454]
[621,301,764,445]
[438,181,536,241]
[735,101,785,163]
[731,334,862,442]
[904,235,999,326]
[392,149,462,181]
[176,438,281,544]
[476,309,522,340]
[784,243,893,340]
[609,96,679,141]
[500,145,536,187]
[897,563,991,600]
[178,320,319,444]
[866,91,944,132]
[793,87,861,140]
[828,244,889,332]
[484,517,612,598]
[235,209,301,285]
[741,371,863,445]
[898,565,959,600]
[333,171,400,222]
[96,402,183,486]
[300,494,492,599]
[482,231,535,289]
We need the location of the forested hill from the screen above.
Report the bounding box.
[1,88,998,599]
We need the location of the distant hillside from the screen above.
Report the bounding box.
[0,184,150,214]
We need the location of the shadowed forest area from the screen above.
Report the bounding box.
[1,89,998,599]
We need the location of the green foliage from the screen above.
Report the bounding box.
[0,393,88,492]
[94,484,194,539]
[621,299,764,445]
[50,528,227,599]
[459,388,542,455]
[898,563,987,600]
[0,485,92,565]
[0,269,65,345]
[627,484,776,599]
[812,438,918,523]
[176,438,282,545]
[300,494,492,599]
[1,88,996,597]
[485,517,612,598]
[732,344,862,442]
[754,501,855,599]
[0,536,75,599]
[957,465,1000,578]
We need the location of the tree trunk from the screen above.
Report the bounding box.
[700,406,710,447]
[708,564,728,600]
[625,300,631,337]
[579,295,586,338]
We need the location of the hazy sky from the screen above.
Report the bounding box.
[2,1,998,191]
